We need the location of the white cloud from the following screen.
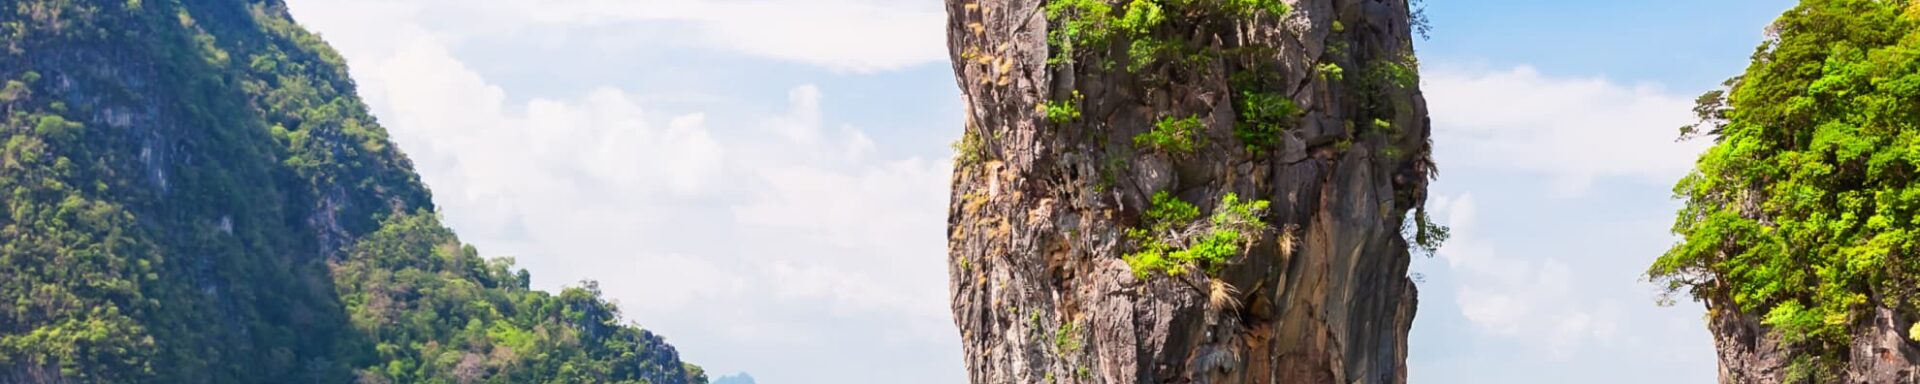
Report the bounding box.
[347,25,728,238]
[340,25,756,314]
[1455,287,1527,336]
[1425,66,1711,196]
[1428,64,1728,355]
[1420,65,1722,357]
[290,0,946,72]
[287,3,964,381]
[673,0,945,72]
[729,85,954,338]
[1407,66,1727,378]
[613,253,748,312]
[1437,194,1616,359]
[766,86,828,145]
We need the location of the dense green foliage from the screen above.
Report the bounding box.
[952,129,989,165]
[1043,91,1085,124]
[1232,91,1300,153]
[0,0,704,382]
[1125,192,1270,278]
[1650,0,1920,373]
[1133,115,1204,154]
[335,214,706,384]
[1038,0,1312,154]
[1044,0,1115,66]
[1044,0,1287,66]
[1316,62,1344,81]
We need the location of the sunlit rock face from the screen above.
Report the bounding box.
[942,0,1434,382]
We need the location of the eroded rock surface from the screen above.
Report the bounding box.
[1711,304,1920,383]
[943,0,1433,383]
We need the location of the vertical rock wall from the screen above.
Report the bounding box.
[943,0,1433,383]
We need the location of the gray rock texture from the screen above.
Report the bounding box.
[1711,302,1920,383]
[942,0,1434,383]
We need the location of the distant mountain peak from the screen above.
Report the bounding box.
[714,372,757,384]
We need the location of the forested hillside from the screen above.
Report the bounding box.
[1651,0,1920,381]
[0,1,704,383]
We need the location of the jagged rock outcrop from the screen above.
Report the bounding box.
[943,0,1434,383]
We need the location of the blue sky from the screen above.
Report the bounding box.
[282,0,1796,382]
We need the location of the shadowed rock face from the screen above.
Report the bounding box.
[942,0,1433,383]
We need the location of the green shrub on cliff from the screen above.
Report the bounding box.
[1233,91,1300,153]
[1221,0,1290,18]
[1044,91,1085,124]
[1044,0,1115,65]
[1044,0,1287,68]
[1134,115,1204,154]
[1041,0,1314,157]
[1125,192,1270,279]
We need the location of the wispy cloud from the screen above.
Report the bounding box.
[1425,66,1711,196]
[1433,194,1619,358]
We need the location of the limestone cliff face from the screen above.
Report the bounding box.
[943,0,1432,383]
[1710,304,1920,383]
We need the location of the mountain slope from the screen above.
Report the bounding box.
[1651,0,1920,382]
[0,1,703,383]
[944,0,1437,382]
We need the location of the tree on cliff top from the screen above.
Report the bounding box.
[1651,0,1920,378]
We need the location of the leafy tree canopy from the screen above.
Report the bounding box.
[1652,0,1920,369]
